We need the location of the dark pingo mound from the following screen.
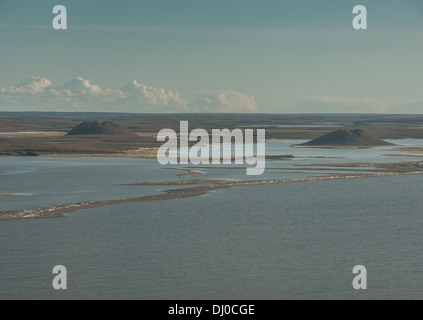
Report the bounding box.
[66,121,137,136]
[299,129,393,147]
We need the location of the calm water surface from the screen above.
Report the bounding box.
[1,143,423,299]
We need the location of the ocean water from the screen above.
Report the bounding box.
[1,142,423,299]
[0,157,192,211]
[1,175,423,299]
[2,138,420,211]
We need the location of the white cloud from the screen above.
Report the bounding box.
[0,76,188,112]
[0,76,74,110]
[63,77,102,95]
[0,77,258,113]
[0,76,52,94]
[120,80,188,112]
[194,90,257,113]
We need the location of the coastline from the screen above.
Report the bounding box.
[1,171,422,222]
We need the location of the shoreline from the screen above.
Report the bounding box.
[1,171,422,222]
[0,153,158,159]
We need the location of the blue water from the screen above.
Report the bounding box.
[1,141,423,299]
[2,138,415,211]
[0,157,190,211]
[1,175,423,299]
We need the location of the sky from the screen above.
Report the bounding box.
[0,0,423,113]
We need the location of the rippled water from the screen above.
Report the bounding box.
[1,141,423,299]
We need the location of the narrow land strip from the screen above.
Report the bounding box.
[1,170,422,222]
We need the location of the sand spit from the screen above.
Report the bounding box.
[1,171,423,222]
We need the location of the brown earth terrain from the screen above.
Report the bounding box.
[297,129,393,147]
[1,113,423,156]
[66,121,137,136]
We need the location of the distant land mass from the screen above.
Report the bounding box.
[2,113,423,157]
[66,121,137,136]
[297,129,394,147]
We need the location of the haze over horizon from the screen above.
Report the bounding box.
[1,0,423,114]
